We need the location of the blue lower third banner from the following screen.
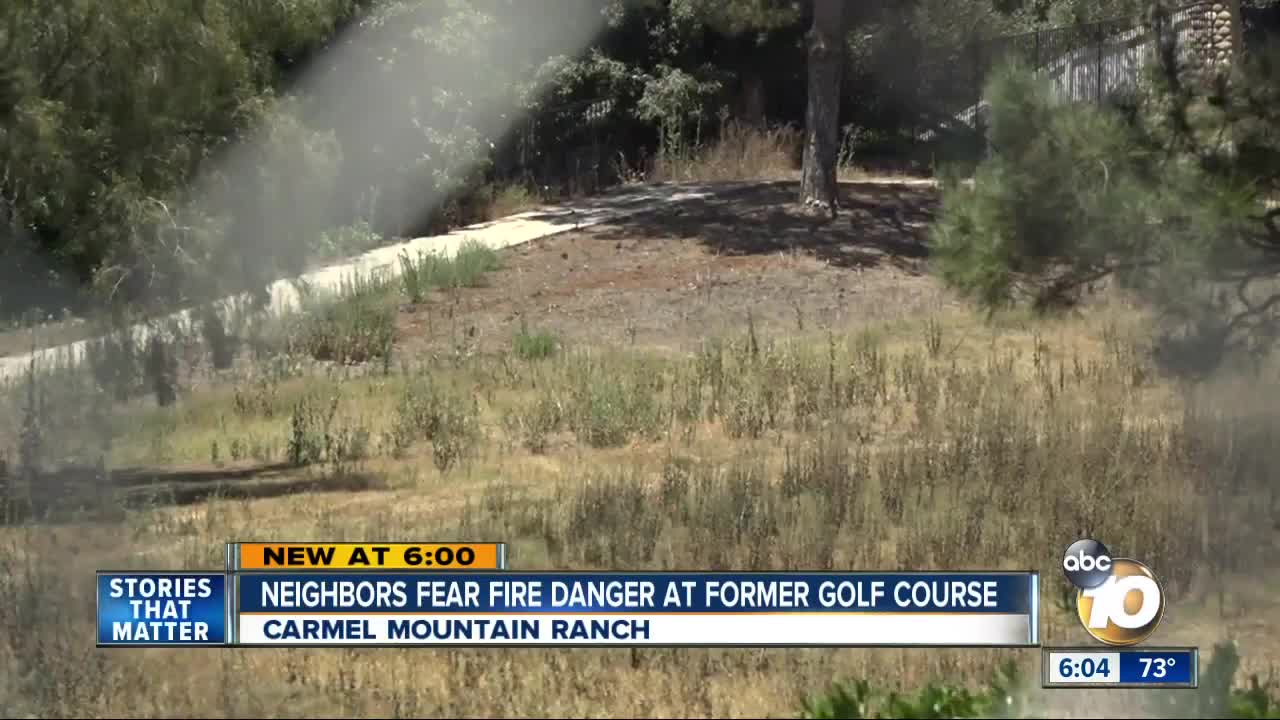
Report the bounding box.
[234,571,1040,646]
[97,572,229,646]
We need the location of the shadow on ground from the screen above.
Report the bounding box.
[506,180,780,227]
[2,462,386,525]
[592,181,939,272]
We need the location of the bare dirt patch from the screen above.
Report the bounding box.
[396,180,956,355]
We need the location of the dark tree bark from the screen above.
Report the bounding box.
[799,0,845,216]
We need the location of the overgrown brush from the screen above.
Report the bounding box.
[384,376,479,471]
[399,239,501,303]
[287,271,396,364]
[512,322,559,360]
[649,119,799,182]
[505,392,563,454]
[285,390,370,476]
[562,353,664,448]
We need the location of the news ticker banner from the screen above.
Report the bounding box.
[98,544,1039,648]
[1043,647,1198,689]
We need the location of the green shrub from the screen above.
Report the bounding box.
[512,323,559,360]
[398,239,501,303]
[487,183,541,218]
[290,272,396,364]
[430,407,478,472]
[387,378,447,457]
[286,393,332,467]
[385,377,479,470]
[399,251,433,304]
[450,239,501,287]
[285,391,369,474]
[507,392,563,454]
[565,364,663,448]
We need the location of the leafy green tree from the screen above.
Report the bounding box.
[0,0,358,318]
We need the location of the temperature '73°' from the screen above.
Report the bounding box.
[1139,656,1175,679]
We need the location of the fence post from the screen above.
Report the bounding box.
[1068,35,1075,100]
[972,39,985,159]
[1097,27,1105,104]
[1152,3,1169,71]
[1034,29,1041,68]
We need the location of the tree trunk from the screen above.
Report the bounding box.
[799,0,844,216]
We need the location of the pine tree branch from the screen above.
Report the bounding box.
[1031,258,1160,308]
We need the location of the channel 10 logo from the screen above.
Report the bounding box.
[1062,538,1165,646]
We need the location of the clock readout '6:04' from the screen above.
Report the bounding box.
[1049,652,1121,683]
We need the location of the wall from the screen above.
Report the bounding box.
[1182,1,1243,75]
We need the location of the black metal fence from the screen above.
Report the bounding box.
[492,95,646,197]
[991,7,1202,103]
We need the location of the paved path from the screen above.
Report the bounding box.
[0,182,731,383]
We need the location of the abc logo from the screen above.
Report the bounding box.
[1062,539,1165,647]
[1062,538,1113,589]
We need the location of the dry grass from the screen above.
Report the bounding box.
[648,121,801,183]
[2,279,1278,717]
[837,164,932,183]
[641,120,936,186]
[484,184,545,219]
